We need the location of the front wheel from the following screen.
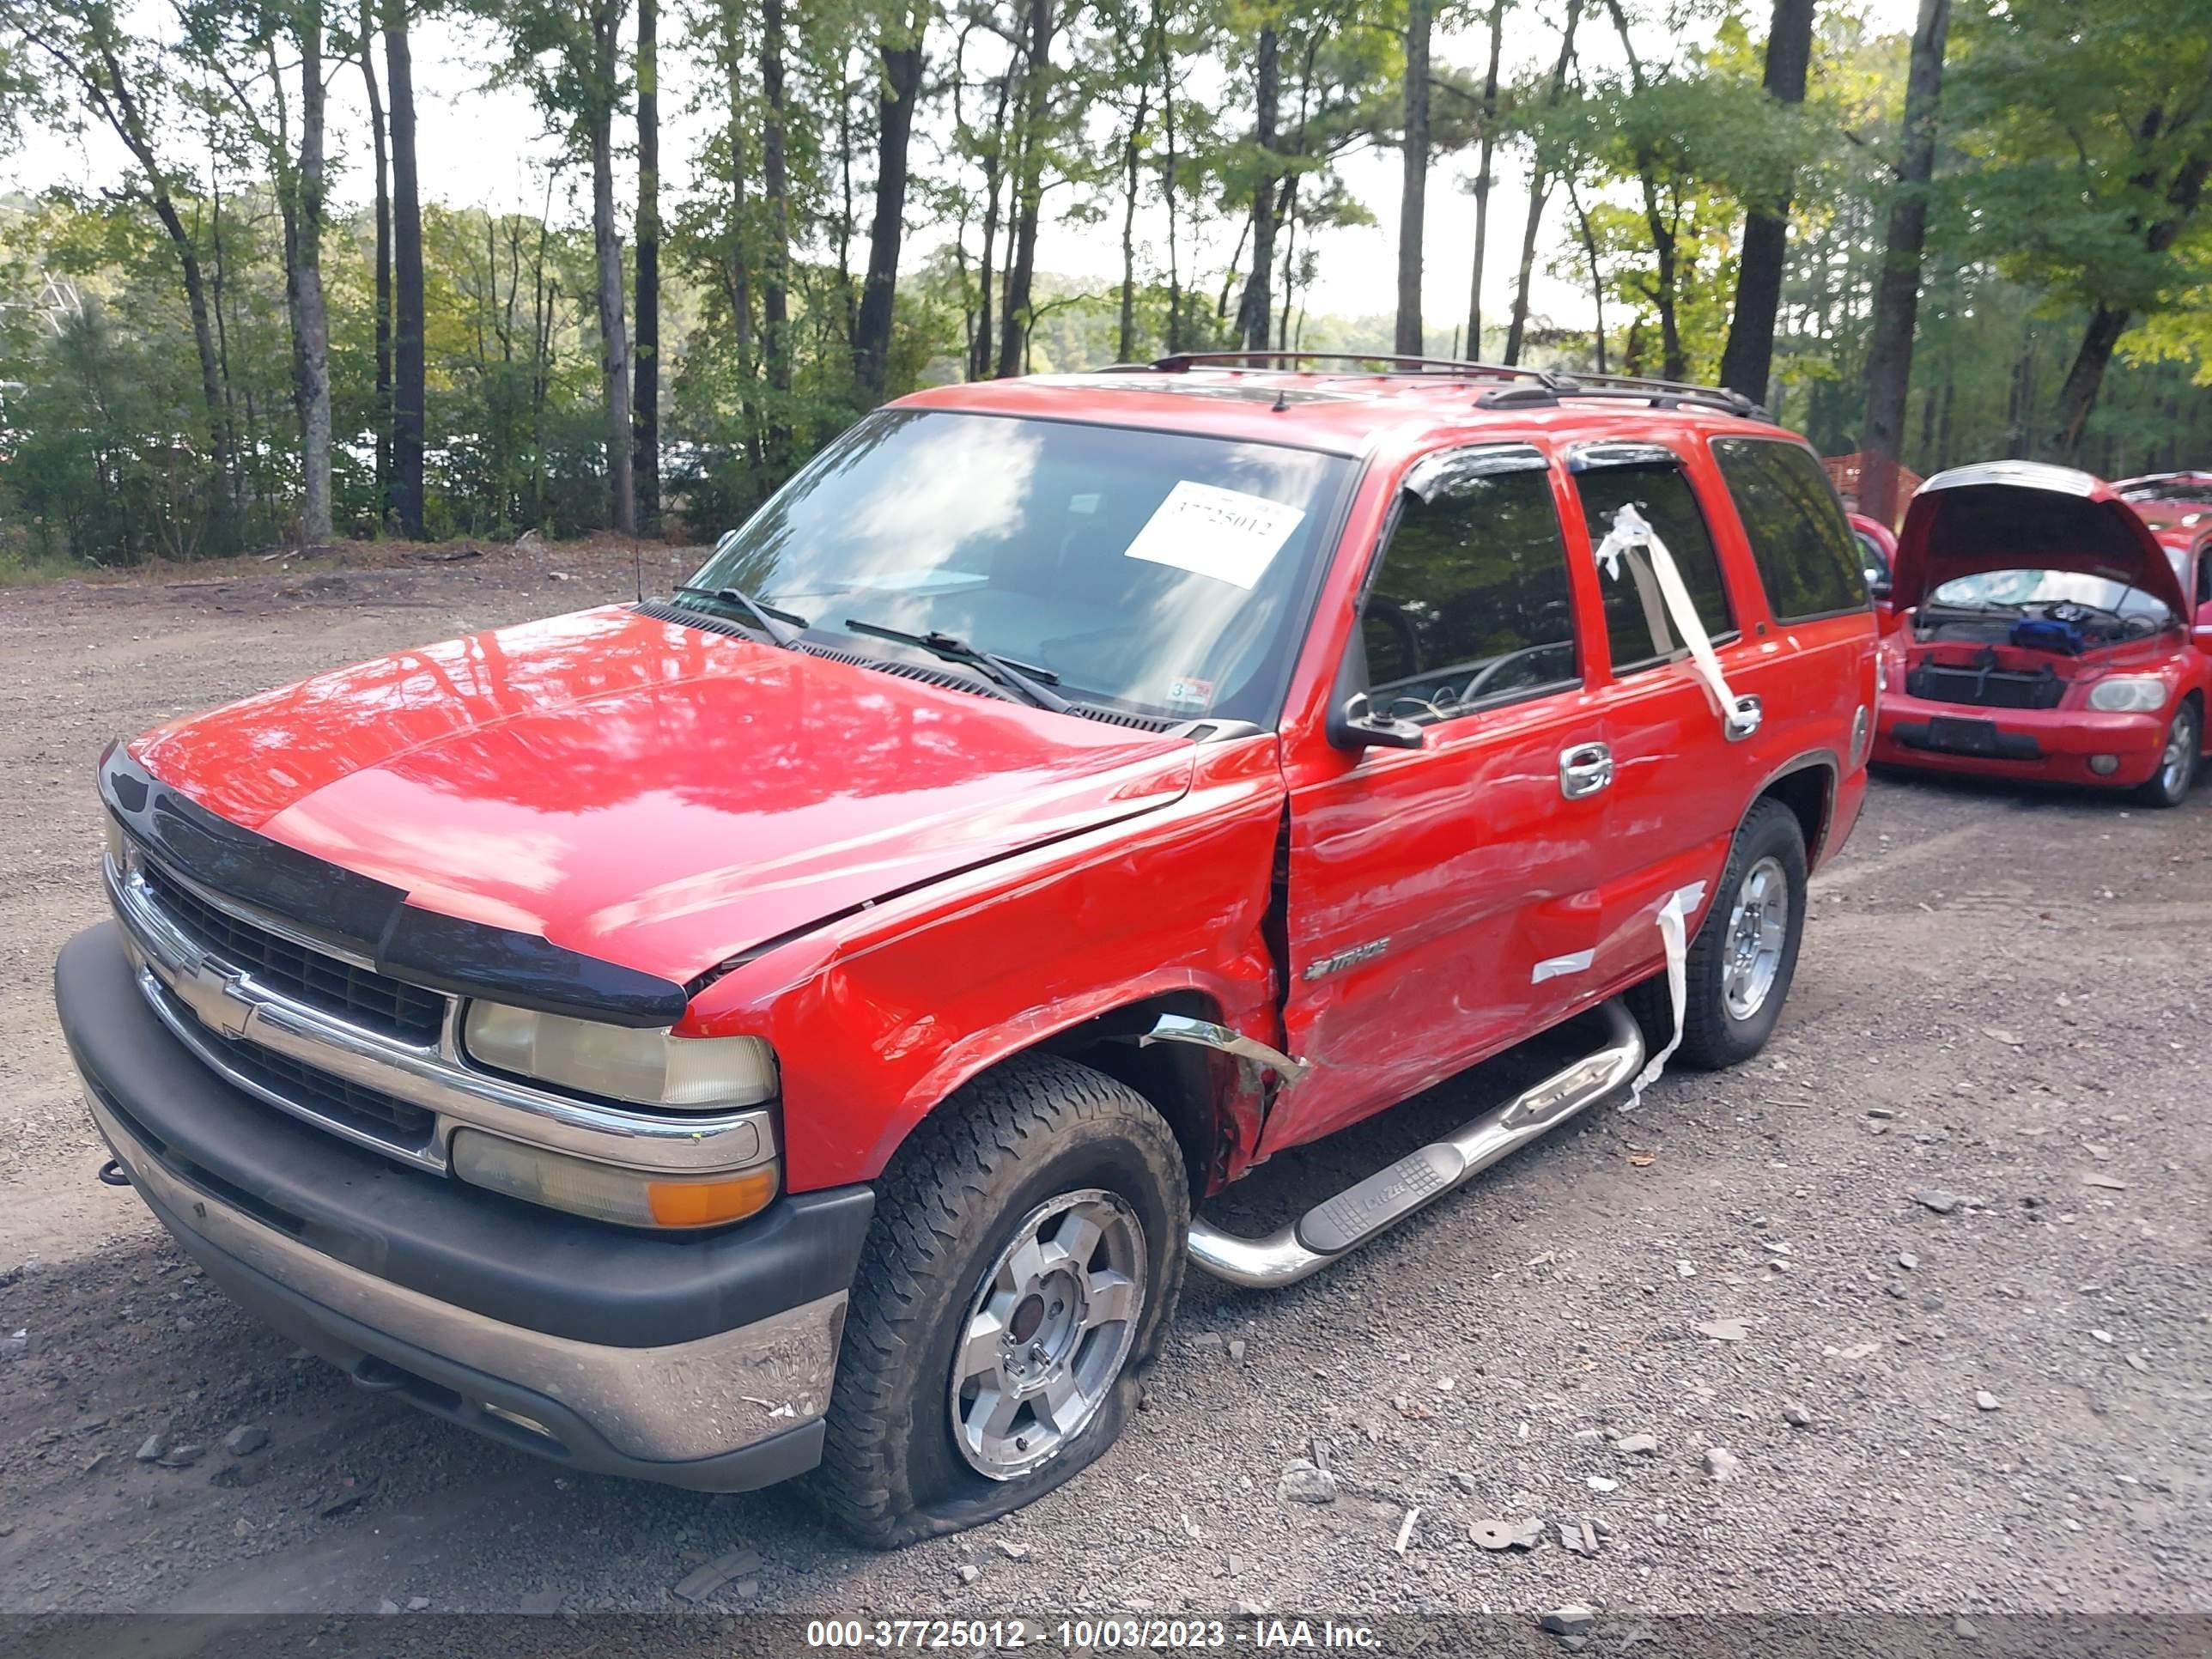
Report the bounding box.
[2136,702,2200,808]
[807,1055,1188,1549]
[1632,797,1809,1072]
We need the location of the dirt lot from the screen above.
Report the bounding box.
[1,546,2207,1638]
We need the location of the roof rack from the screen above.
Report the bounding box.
[1145,350,1563,386]
[1475,370,1767,422]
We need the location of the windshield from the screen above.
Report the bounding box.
[684,410,1353,725]
[2119,478,2212,503]
[1928,567,2172,622]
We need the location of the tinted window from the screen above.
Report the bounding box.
[1358,454,1578,723]
[1572,461,1735,674]
[687,410,1352,725]
[1711,438,1869,619]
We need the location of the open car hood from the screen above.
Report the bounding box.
[1893,460,2189,616]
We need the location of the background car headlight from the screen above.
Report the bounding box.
[464,1001,776,1109]
[450,1130,777,1228]
[2086,676,2167,713]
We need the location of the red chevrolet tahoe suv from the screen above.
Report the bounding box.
[56,356,1875,1546]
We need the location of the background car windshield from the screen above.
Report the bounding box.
[686,410,1352,725]
[1929,568,2172,621]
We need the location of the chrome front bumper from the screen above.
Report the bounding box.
[87,1079,844,1481]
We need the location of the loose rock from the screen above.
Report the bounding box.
[957,1564,981,1586]
[1917,1190,1960,1215]
[135,1432,167,1464]
[159,1443,206,1469]
[1975,1391,2001,1412]
[1694,1318,1748,1341]
[1541,1605,1596,1638]
[1782,1401,1813,1428]
[1614,1432,1658,1455]
[1703,1447,1741,1482]
[223,1425,270,1455]
[1277,1460,1337,1505]
[997,1539,1030,1560]
[672,1547,761,1604]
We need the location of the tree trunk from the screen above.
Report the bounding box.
[385,0,425,537]
[1154,0,1182,353]
[1118,81,1151,362]
[969,69,1012,381]
[762,0,794,441]
[75,39,238,531]
[590,2,635,533]
[996,0,1057,380]
[854,2,927,400]
[1504,0,1580,365]
[289,10,332,544]
[1717,0,1815,401]
[1566,172,1607,373]
[1395,0,1431,355]
[360,3,392,526]
[1464,0,1507,357]
[634,0,660,531]
[1858,0,1951,524]
[1237,25,1279,353]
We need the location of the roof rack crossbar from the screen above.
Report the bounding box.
[1149,349,1565,387]
[1551,369,1761,415]
[1474,378,1771,422]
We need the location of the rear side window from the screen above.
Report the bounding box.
[1357,452,1579,724]
[1571,460,1735,675]
[1711,437,1869,621]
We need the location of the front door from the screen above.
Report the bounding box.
[1270,443,1610,1154]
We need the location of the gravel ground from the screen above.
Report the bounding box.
[1,548,2207,1637]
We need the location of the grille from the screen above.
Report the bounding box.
[139,860,447,1045]
[1905,660,2064,711]
[196,1022,438,1146]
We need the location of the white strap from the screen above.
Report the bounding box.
[1591,502,1753,731]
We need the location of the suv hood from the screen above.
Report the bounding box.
[131,606,1198,983]
[1893,460,2188,615]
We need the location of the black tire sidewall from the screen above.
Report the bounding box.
[832,1083,1189,1544]
[1684,802,1808,1066]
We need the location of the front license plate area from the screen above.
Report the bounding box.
[1925,715,2002,756]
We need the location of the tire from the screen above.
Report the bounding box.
[1628,797,1808,1072]
[2136,701,2200,808]
[806,1054,1189,1549]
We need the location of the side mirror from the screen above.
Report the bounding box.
[1330,692,1425,752]
[1868,576,1893,602]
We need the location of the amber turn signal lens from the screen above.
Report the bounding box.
[451,1129,778,1230]
[647,1166,779,1228]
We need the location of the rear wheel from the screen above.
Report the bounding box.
[1631,797,1809,1072]
[2136,701,2200,808]
[807,1055,1188,1549]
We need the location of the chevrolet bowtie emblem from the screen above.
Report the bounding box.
[176,963,258,1042]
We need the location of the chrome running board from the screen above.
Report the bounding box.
[1187,1000,1644,1290]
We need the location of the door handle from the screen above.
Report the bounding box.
[1725,694,1764,742]
[1559,741,1613,799]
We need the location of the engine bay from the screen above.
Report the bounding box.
[1914,599,2169,654]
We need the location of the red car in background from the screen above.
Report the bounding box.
[1850,511,1903,634]
[1873,460,2210,806]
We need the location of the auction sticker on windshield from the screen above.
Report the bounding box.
[1122,480,1307,590]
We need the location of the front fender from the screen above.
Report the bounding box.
[688,737,1289,1192]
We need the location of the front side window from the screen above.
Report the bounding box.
[1711,437,1869,620]
[1572,459,1736,675]
[1354,448,1579,724]
[684,410,1353,725]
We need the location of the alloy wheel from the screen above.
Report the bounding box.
[1722,854,1790,1022]
[948,1188,1147,1480]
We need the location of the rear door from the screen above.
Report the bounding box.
[1565,445,1753,987]
[1269,442,1609,1152]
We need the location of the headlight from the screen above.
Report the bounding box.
[450,1130,778,1229]
[2086,676,2167,713]
[464,1001,777,1109]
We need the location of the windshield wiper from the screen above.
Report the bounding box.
[842,617,1071,713]
[672,584,809,648]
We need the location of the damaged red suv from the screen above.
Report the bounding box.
[1873,460,2210,805]
[57,357,1873,1545]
